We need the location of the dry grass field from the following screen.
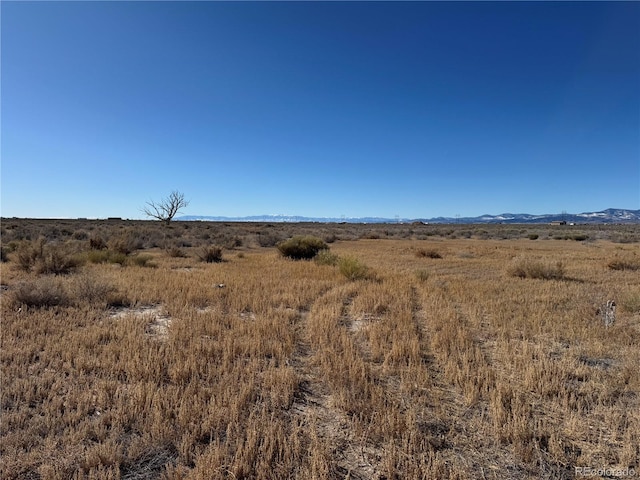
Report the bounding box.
[1,219,639,479]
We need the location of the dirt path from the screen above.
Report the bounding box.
[289,286,384,479]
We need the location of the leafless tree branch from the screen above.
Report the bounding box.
[142,191,189,224]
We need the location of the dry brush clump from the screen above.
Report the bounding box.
[165,245,188,258]
[10,276,71,308]
[196,245,223,263]
[1,222,639,479]
[108,231,141,255]
[415,247,442,259]
[338,256,373,281]
[8,271,123,310]
[507,255,566,280]
[607,256,640,271]
[277,235,328,260]
[313,249,339,266]
[14,239,83,275]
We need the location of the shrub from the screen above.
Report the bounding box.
[415,269,430,282]
[338,256,371,281]
[508,257,565,280]
[12,277,70,308]
[277,236,328,260]
[415,248,442,259]
[15,239,82,274]
[16,239,45,272]
[611,234,639,244]
[1,246,7,263]
[620,294,640,314]
[72,230,89,241]
[86,250,108,264]
[607,258,640,271]
[224,236,243,249]
[197,246,223,263]
[70,273,116,306]
[314,250,339,266]
[528,234,539,240]
[108,233,139,255]
[86,250,127,265]
[324,234,337,244]
[5,241,20,253]
[89,235,107,250]
[165,246,187,258]
[361,232,380,240]
[35,247,83,275]
[108,252,128,266]
[130,254,157,268]
[257,232,284,248]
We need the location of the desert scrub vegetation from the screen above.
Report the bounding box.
[314,249,339,266]
[507,256,566,280]
[165,245,188,258]
[108,231,141,255]
[129,253,157,268]
[277,235,328,260]
[15,239,83,275]
[1,218,638,247]
[620,293,640,314]
[9,273,119,309]
[1,220,639,479]
[415,268,430,282]
[88,234,107,250]
[10,276,71,308]
[607,256,640,271]
[338,255,372,280]
[196,245,223,263]
[415,247,442,259]
[86,250,156,267]
[86,249,128,265]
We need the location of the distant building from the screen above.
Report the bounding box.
[550,220,567,226]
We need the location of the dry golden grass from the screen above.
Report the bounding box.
[1,223,639,479]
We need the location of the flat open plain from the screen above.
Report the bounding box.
[1,220,639,479]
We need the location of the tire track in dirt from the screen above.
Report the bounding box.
[289,283,384,480]
[413,283,540,478]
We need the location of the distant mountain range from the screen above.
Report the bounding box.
[178,208,640,224]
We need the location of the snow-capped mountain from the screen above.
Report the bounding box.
[178,214,395,223]
[178,208,640,224]
[415,208,640,224]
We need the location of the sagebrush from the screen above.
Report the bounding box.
[277,235,328,260]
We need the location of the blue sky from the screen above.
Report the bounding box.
[2,1,639,219]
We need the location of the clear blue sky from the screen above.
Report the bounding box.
[2,1,639,219]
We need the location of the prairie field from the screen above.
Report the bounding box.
[1,220,639,479]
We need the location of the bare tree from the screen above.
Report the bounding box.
[143,191,190,225]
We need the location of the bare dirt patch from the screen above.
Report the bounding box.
[109,304,172,340]
[347,313,382,334]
